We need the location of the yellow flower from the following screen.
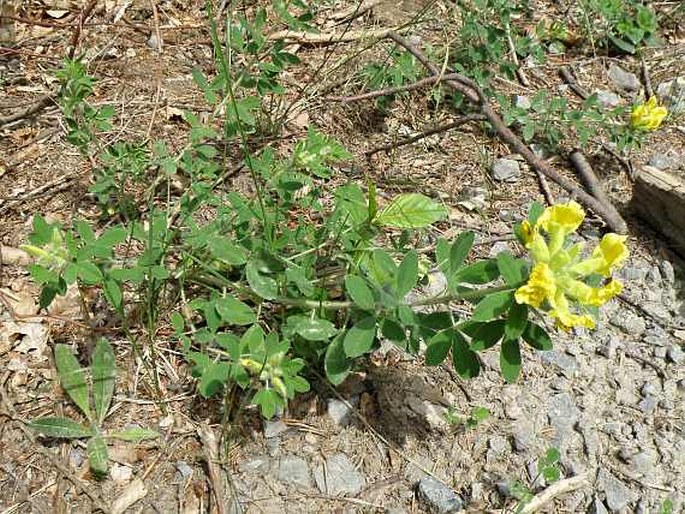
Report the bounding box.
[630,97,668,131]
[515,202,628,330]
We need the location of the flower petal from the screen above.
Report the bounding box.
[515,263,556,308]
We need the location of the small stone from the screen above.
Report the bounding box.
[641,382,660,397]
[277,456,312,488]
[313,453,365,496]
[110,463,133,483]
[417,477,464,513]
[488,241,511,258]
[667,345,684,364]
[629,450,656,476]
[404,456,434,483]
[513,418,535,452]
[69,448,85,468]
[649,152,681,171]
[597,337,623,358]
[595,89,621,109]
[654,346,667,359]
[620,266,648,281]
[491,158,521,182]
[327,398,354,427]
[264,419,289,438]
[239,456,270,473]
[656,76,685,114]
[647,265,662,283]
[175,460,193,480]
[540,351,578,378]
[597,469,636,512]
[515,95,531,109]
[610,314,646,336]
[488,435,509,455]
[548,393,579,446]
[608,64,640,92]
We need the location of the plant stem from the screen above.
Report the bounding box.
[275,284,515,310]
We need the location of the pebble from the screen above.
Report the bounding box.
[595,89,621,109]
[417,477,464,513]
[277,456,312,488]
[656,76,685,114]
[619,266,648,281]
[491,158,521,182]
[540,350,578,378]
[590,496,610,514]
[654,347,667,359]
[597,469,636,512]
[608,64,640,92]
[313,454,365,496]
[548,393,579,446]
[512,418,535,452]
[264,419,289,438]
[597,336,623,358]
[610,313,646,336]
[648,152,681,171]
[488,241,511,258]
[110,463,133,483]
[667,345,684,364]
[175,460,194,480]
[327,398,354,427]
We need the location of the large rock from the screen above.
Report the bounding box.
[632,166,685,258]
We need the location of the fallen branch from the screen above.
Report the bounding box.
[0,95,54,127]
[197,423,242,514]
[327,72,464,102]
[366,115,486,156]
[387,31,628,233]
[268,27,402,44]
[518,473,590,514]
[569,150,624,225]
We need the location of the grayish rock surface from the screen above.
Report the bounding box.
[648,152,681,171]
[610,313,646,336]
[327,398,354,427]
[608,64,640,92]
[277,456,312,488]
[657,76,685,114]
[313,453,365,496]
[598,469,636,512]
[548,393,579,445]
[417,477,463,513]
[491,158,521,182]
[264,419,289,438]
[595,89,621,108]
[667,344,684,364]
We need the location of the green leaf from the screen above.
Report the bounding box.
[522,321,553,350]
[241,324,265,353]
[107,428,160,441]
[209,237,248,265]
[396,250,419,297]
[505,303,528,340]
[472,291,514,321]
[292,317,338,341]
[102,278,122,311]
[497,251,524,286]
[456,259,500,284]
[528,201,544,225]
[500,338,522,383]
[609,35,636,54]
[325,335,351,385]
[345,275,375,310]
[91,339,116,425]
[375,193,447,228]
[198,362,230,397]
[425,331,452,365]
[246,260,278,299]
[469,320,505,351]
[452,333,481,378]
[215,297,257,325]
[97,226,127,248]
[29,417,93,438]
[87,435,109,475]
[380,318,406,342]
[252,388,283,419]
[450,232,474,274]
[54,345,92,421]
[75,261,103,284]
[343,316,376,357]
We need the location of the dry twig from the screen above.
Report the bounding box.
[386,31,628,233]
[569,150,624,223]
[517,473,590,514]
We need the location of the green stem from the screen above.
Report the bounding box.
[275,284,515,310]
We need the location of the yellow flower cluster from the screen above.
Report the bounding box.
[515,202,628,331]
[630,96,668,131]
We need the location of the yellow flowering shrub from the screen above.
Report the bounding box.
[515,201,628,331]
[630,96,668,131]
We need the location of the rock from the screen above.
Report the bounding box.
[647,265,663,283]
[327,398,354,427]
[417,477,464,513]
[548,393,579,446]
[313,453,365,496]
[597,469,636,512]
[175,460,193,480]
[638,396,658,414]
[608,64,640,92]
[404,455,434,483]
[619,266,648,281]
[277,456,312,488]
[110,463,133,483]
[597,336,623,358]
[239,456,270,473]
[656,76,685,114]
[667,345,684,364]
[512,418,535,452]
[69,448,85,468]
[660,260,676,283]
[610,313,646,336]
[540,350,578,378]
[515,95,531,109]
[595,89,621,109]
[629,450,656,476]
[488,241,511,258]
[654,347,667,359]
[649,152,681,171]
[264,419,289,438]
[491,158,521,182]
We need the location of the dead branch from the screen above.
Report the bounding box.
[518,473,590,514]
[558,66,590,100]
[268,27,403,44]
[568,150,621,216]
[197,423,242,514]
[365,115,486,156]
[387,31,628,233]
[327,72,464,102]
[0,95,55,127]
